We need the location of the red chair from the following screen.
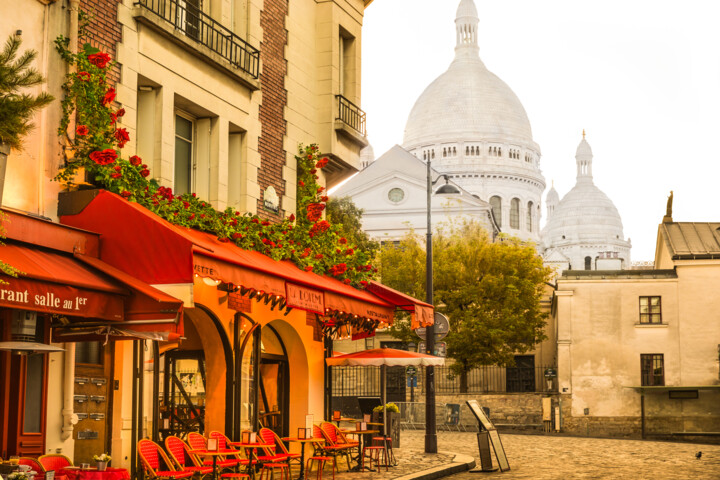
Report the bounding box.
[254,429,289,464]
[165,436,213,477]
[316,424,355,471]
[138,439,195,480]
[19,458,46,480]
[38,455,73,472]
[258,428,301,469]
[186,433,238,471]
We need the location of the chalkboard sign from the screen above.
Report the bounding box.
[466,400,510,472]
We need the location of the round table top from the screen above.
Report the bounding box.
[342,429,379,435]
[188,450,230,456]
[281,437,324,443]
[228,442,275,448]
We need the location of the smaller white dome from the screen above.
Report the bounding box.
[576,137,592,159]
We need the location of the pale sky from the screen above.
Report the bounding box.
[360,0,720,262]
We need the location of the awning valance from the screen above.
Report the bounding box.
[366,281,434,328]
[60,191,399,325]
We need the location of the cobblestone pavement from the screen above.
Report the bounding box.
[331,430,720,480]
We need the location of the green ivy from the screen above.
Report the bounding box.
[54,30,376,287]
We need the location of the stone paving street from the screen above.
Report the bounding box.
[331,430,720,480]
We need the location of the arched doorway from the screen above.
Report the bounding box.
[259,325,288,437]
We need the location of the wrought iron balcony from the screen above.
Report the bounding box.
[135,0,260,79]
[336,95,367,137]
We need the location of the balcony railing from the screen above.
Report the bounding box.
[135,0,260,79]
[336,95,367,137]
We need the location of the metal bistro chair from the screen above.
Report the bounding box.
[165,436,214,478]
[137,439,195,480]
[19,458,46,480]
[186,433,239,473]
[258,428,301,471]
[208,431,257,472]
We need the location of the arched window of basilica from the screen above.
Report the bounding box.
[510,198,520,229]
[490,196,502,228]
[527,201,534,232]
[443,148,447,157]
[453,147,457,156]
[432,150,435,159]
[584,256,592,270]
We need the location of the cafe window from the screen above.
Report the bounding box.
[639,296,662,324]
[23,354,45,433]
[641,354,664,386]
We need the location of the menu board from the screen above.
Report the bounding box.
[466,400,510,472]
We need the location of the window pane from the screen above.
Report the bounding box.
[176,115,193,140]
[23,354,44,433]
[175,137,192,195]
[510,199,520,229]
[490,196,502,228]
[640,297,648,307]
[76,342,102,364]
[650,297,660,306]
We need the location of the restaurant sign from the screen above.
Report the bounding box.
[0,276,124,321]
[285,283,325,314]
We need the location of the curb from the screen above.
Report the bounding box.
[392,453,476,480]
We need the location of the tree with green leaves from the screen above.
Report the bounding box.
[0,34,54,149]
[379,220,552,392]
[325,196,380,259]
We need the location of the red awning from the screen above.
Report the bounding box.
[366,281,434,329]
[0,242,126,321]
[60,191,399,324]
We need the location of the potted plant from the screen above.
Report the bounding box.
[93,453,111,471]
[0,34,54,205]
[372,402,401,448]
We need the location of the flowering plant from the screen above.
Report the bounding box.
[54,31,376,286]
[93,453,111,463]
[0,212,22,285]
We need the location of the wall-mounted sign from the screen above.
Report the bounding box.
[415,312,450,341]
[286,283,325,314]
[264,186,280,213]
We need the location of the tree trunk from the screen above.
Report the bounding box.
[460,369,468,393]
[0,142,9,206]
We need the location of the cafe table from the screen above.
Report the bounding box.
[227,442,275,474]
[340,429,379,472]
[57,467,130,480]
[331,417,357,428]
[281,437,324,480]
[189,449,230,480]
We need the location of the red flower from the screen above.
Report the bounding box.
[300,248,311,258]
[89,149,117,165]
[114,128,130,147]
[76,125,89,136]
[310,169,317,174]
[88,52,112,68]
[310,220,331,236]
[114,165,121,171]
[232,233,243,240]
[140,169,150,177]
[129,155,142,166]
[320,196,329,202]
[77,71,91,81]
[101,88,116,106]
[111,172,122,179]
[306,203,326,222]
[330,263,347,276]
[317,187,325,193]
[116,108,126,118]
[110,112,117,124]
[360,281,369,288]
[345,248,355,256]
[316,157,329,169]
[338,237,347,244]
[343,279,352,284]
[261,221,271,226]
[121,190,131,198]
[189,213,195,220]
[314,254,324,260]
[299,181,305,187]
[304,266,313,272]
[289,214,295,222]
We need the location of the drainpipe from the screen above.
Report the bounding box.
[61,0,80,441]
[61,343,77,440]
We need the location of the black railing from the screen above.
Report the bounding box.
[331,364,557,395]
[135,0,260,79]
[336,95,367,136]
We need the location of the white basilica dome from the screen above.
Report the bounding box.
[403,59,534,148]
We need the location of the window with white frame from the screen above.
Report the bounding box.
[174,113,195,196]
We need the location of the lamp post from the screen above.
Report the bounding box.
[425,157,448,454]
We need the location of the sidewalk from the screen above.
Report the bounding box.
[331,430,720,480]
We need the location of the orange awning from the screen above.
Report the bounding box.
[61,190,398,324]
[366,281,434,329]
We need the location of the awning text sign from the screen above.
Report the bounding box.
[286,283,325,314]
[0,276,124,321]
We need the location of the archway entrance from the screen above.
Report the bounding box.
[259,325,289,437]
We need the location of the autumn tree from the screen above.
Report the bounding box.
[379,220,552,392]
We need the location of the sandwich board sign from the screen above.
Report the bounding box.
[466,399,510,472]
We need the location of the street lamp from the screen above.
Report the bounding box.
[425,157,449,454]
